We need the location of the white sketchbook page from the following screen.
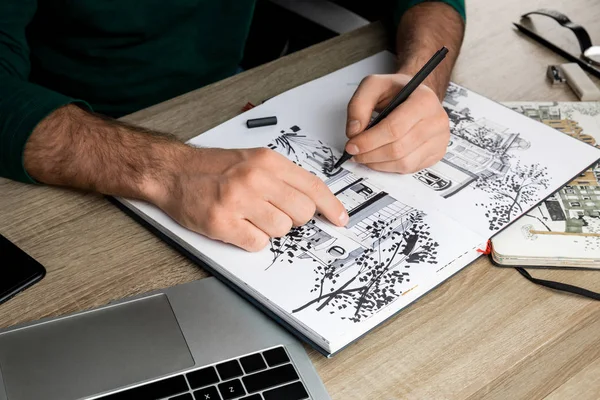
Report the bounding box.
[492,102,600,260]
[178,53,485,349]
[118,53,598,350]
[127,196,483,353]
[418,88,600,239]
[127,118,484,352]
[189,52,600,240]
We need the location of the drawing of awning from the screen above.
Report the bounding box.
[325,169,415,248]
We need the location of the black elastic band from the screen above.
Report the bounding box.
[515,267,600,301]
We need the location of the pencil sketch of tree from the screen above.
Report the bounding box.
[582,215,600,233]
[291,211,439,323]
[266,222,315,269]
[455,125,509,155]
[475,161,550,230]
[583,215,600,251]
[445,107,473,128]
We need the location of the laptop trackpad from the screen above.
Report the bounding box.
[0,294,194,400]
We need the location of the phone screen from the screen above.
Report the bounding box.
[0,234,46,304]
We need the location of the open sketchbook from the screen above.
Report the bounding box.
[492,102,600,268]
[115,52,600,355]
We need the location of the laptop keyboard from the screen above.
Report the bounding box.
[96,346,310,400]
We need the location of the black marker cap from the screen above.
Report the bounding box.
[246,116,278,129]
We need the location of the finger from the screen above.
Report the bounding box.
[352,119,443,164]
[225,220,271,252]
[345,94,431,156]
[418,153,445,170]
[282,164,349,227]
[247,202,294,238]
[268,182,317,226]
[364,138,444,174]
[346,75,392,138]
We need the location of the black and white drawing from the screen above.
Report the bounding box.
[550,102,600,119]
[267,125,338,177]
[497,103,600,252]
[413,84,550,231]
[266,126,439,322]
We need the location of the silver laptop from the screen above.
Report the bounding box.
[0,278,330,400]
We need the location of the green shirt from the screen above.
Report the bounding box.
[0,0,465,183]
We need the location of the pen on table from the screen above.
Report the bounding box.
[332,46,449,170]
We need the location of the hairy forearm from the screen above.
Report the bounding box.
[395,2,465,99]
[23,105,192,204]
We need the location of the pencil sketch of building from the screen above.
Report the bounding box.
[508,102,597,146]
[415,106,531,198]
[506,102,600,237]
[509,102,562,121]
[290,191,415,277]
[267,126,421,266]
[325,170,414,246]
[266,126,440,322]
[276,168,416,276]
[543,167,600,233]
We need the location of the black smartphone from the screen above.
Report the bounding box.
[0,234,46,305]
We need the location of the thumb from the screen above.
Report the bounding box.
[346,75,387,138]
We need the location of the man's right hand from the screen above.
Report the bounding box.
[150,147,349,252]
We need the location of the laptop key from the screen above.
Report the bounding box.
[262,347,290,367]
[240,395,262,400]
[171,394,194,400]
[217,378,246,400]
[98,374,188,399]
[239,353,267,374]
[242,363,299,393]
[187,366,220,389]
[263,381,309,400]
[194,386,221,400]
[216,359,244,380]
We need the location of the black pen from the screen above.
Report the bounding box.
[333,46,449,170]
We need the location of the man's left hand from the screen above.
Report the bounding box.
[344,73,450,174]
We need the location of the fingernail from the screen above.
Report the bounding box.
[339,211,349,226]
[347,120,361,136]
[346,144,359,155]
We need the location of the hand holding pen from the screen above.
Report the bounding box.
[334,47,450,173]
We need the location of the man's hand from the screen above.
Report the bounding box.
[24,105,348,252]
[343,1,464,174]
[152,147,349,252]
[344,73,450,174]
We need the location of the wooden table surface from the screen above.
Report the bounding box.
[1,0,599,399]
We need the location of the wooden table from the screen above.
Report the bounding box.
[1,1,599,398]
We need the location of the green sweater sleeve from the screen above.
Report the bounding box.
[393,0,466,25]
[0,1,89,184]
